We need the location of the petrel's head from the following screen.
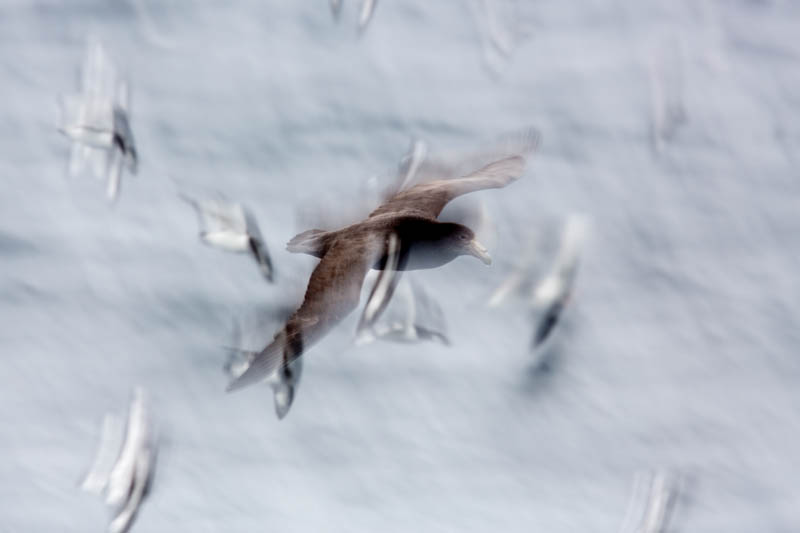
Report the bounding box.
[441,223,492,266]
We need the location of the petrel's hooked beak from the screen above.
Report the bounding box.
[467,239,492,265]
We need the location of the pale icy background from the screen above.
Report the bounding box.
[1,1,800,531]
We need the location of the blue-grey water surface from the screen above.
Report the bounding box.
[1,1,799,531]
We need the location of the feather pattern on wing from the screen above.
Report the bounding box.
[227,232,385,391]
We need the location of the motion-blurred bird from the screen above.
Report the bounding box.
[530,214,588,350]
[358,0,378,32]
[619,469,683,533]
[227,151,534,393]
[328,0,378,33]
[80,387,156,533]
[59,40,137,202]
[356,272,450,346]
[180,194,275,282]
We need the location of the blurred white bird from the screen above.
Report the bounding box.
[59,40,137,202]
[80,387,156,533]
[328,0,378,33]
[486,212,587,352]
[530,214,588,350]
[80,413,124,496]
[180,194,275,282]
[356,273,450,346]
[358,0,378,32]
[619,469,683,533]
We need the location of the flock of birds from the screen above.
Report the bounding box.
[56,10,684,533]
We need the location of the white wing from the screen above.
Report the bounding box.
[355,233,402,342]
[108,446,154,533]
[619,469,682,533]
[358,0,378,31]
[206,200,247,234]
[61,40,119,180]
[532,214,588,307]
[407,127,540,185]
[106,388,150,508]
[106,146,123,201]
[182,195,248,235]
[80,414,124,495]
[80,40,116,134]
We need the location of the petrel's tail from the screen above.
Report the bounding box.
[286,229,334,257]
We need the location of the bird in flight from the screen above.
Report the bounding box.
[226,153,531,392]
[180,194,275,283]
[59,40,137,202]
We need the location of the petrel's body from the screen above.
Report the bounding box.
[226,152,532,393]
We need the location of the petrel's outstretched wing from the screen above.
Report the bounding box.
[368,155,527,220]
[227,233,384,392]
[395,128,540,189]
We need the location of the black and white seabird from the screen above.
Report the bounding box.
[529,214,588,350]
[181,194,275,282]
[226,152,534,392]
[59,41,137,202]
[356,272,450,346]
[80,387,156,533]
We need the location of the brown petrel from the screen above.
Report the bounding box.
[226,154,529,392]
